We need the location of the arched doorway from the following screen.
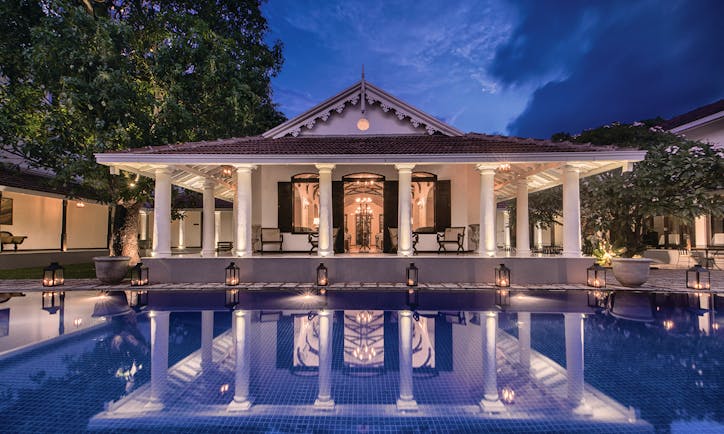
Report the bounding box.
[342,173,385,253]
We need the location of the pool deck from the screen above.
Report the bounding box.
[87,328,653,432]
[1,268,720,293]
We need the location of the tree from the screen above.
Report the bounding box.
[0,0,284,262]
[577,121,722,256]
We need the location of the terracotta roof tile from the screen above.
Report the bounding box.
[113,134,615,156]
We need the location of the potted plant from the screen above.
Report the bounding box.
[592,239,652,287]
[93,256,131,284]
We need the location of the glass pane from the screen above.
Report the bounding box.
[412,179,435,232]
[292,176,319,233]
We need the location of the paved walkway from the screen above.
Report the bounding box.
[0,268,721,293]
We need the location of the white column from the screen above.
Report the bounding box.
[147,310,170,410]
[518,312,531,376]
[397,310,418,410]
[477,165,497,256]
[480,311,505,413]
[214,211,221,247]
[564,313,591,415]
[228,309,252,411]
[503,210,511,249]
[152,167,172,257]
[395,164,415,256]
[695,215,708,248]
[232,196,237,251]
[139,210,148,240]
[534,222,544,250]
[316,164,335,257]
[314,309,335,409]
[562,164,582,257]
[177,211,185,249]
[201,310,214,372]
[202,178,216,256]
[235,165,254,257]
[516,177,531,256]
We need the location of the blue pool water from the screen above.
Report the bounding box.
[0,290,722,433]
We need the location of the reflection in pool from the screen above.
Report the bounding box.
[0,289,721,432]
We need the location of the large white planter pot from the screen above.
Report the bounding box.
[611,258,653,287]
[94,256,130,284]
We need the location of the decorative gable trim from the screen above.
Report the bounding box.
[263,80,463,139]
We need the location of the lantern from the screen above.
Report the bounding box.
[406,287,419,307]
[500,385,515,404]
[131,262,149,286]
[225,262,240,286]
[128,290,148,309]
[41,291,63,314]
[225,288,239,309]
[42,262,64,287]
[586,263,607,288]
[220,165,234,177]
[495,264,510,287]
[406,263,418,287]
[316,263,328,287]
[686,264,710,290]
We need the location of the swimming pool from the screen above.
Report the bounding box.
[0,289,721,433]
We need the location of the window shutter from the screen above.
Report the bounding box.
[277,182,292,232]
[332,181,344,253]
[435,180,451,232]
[383,181,398,253]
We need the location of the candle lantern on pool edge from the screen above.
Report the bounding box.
[41,290,63,314]
[225,288,239,309]
[686,264,710,290]
[131,262,149,286]
[586,263,607,288]
[225,262,240,286]
[495,264,510,287]
[316,263,329,287]
[406,263,418,287]
[128,290,148,309]
[42,262,64,287]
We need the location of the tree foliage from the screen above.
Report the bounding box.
[0,0,284,261]
[577,122,722,256]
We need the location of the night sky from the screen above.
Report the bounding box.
[263,0,724,138]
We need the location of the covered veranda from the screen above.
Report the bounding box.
[96,135,645,284]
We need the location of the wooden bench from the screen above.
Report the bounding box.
[308,228,339,254]
[436,227,465,254]
[216,241,233,252]
[0,231,27,251]
[260,228,283,254]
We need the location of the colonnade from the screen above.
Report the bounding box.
[145,309,590,414]
[150,163,584,258]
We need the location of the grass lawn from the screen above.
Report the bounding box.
[0,262,98,279]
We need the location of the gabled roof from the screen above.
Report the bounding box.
[100,133,639,163]
[661,99,724,132]
[262,80,464,138]
[0,164,100,200]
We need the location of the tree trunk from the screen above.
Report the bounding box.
[120,202,141,265]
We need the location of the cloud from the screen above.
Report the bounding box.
[490,0,724,137]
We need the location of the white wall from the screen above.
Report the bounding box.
[678,117,724,145]
[66,200,108,249]
[0,191,62,250]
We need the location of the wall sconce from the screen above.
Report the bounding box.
[495,264,510,287]
[131,262,149,286]
[406,263,418,287]
[225,288,239,309]
[42,262,64,287]
[41,291,64,314]
[128,290,148,309]
[316,263,328,287]
[75,201,86,208]
[225,262,240,286]
[587,263,606,288]
[686,264,710,290]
